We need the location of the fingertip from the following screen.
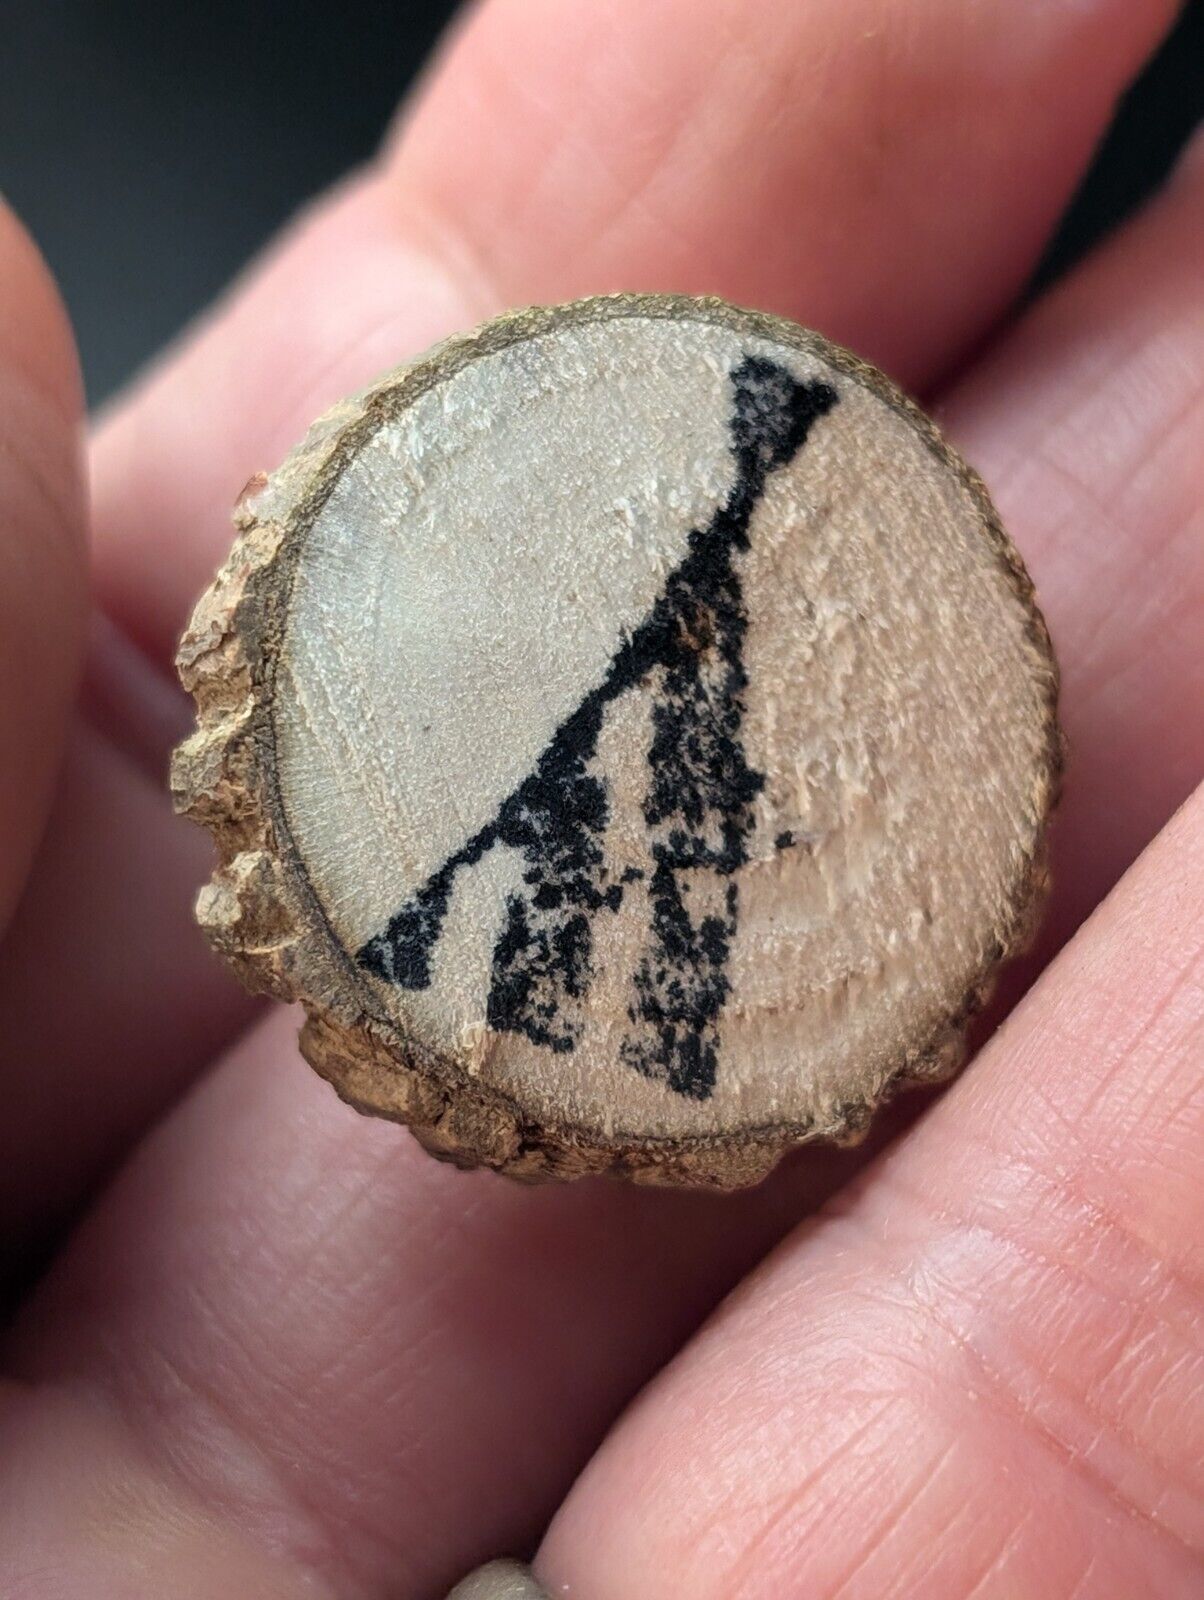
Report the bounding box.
[0,196,84,425]
[0,197,87,929]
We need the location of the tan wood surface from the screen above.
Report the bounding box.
[173,295,1060,1188]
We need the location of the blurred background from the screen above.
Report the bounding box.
[1,0,1200,404]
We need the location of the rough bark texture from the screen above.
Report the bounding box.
[173,294,1061,1190]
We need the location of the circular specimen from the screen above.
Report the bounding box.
[173,295,1060,1188]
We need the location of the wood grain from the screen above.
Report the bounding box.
[173,295,1061,1188]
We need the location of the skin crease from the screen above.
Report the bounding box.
[537,788,1204,1599]
[0,1,1199,1596]
[0,0,1188,1274]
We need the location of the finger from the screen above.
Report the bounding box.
[942,130,1204,952]
[8,761,1200,1600]
[537,783,1204,1600]
[0,718,259,1285]
[0,201,86,931]
[5,85,1204,1600]
[93,0,1177,668]
[3,0,1179,1277]
[2,1034,865,1597]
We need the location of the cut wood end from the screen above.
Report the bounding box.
[174,294,1061,1190]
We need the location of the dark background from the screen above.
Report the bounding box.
[1,0,1200,404]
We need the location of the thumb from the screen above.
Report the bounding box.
[0,200,87,931]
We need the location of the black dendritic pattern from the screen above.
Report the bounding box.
[358,354,838,1098]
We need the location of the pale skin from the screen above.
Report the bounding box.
[0,0,1200,1593]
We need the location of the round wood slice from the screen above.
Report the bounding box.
[173,294,1061,1189]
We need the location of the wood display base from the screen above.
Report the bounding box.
[173,295,1061,1189]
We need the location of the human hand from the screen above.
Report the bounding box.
[1,1,1201,1594]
